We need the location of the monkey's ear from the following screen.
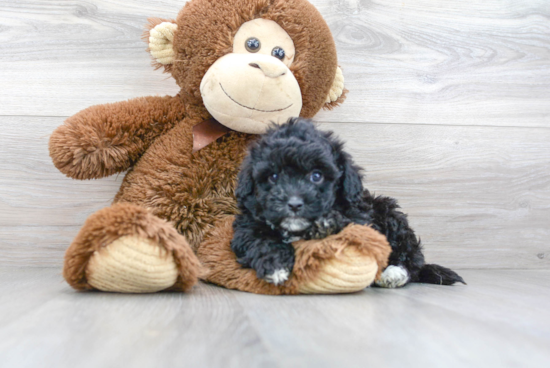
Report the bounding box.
[143,18,177,71]
[324,67,347,109]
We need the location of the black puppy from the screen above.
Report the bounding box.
[231,118,465,287]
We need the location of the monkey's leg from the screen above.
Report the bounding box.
[63,203,202,293]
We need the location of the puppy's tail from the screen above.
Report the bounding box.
[415,264,466,285]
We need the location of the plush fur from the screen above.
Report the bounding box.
[143,0,347,117]
[50,0,351,292]
[64,202,204,291]
[231,119,465,286]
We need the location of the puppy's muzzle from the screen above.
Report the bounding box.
[287,196,304,213]
[280,217,311,232]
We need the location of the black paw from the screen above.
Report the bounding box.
[305,211,350,240]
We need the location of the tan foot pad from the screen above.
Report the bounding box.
[198,217,391,295]
[298,247,379,294]
[86,235,179,293]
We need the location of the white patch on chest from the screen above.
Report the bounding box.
[282,236,302,243]
[280,217,310,232]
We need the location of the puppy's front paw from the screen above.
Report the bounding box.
[375,265,409,288]
[306,211,349,240]
[264,268,290,285]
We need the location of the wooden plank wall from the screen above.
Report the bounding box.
[0,0,549,269]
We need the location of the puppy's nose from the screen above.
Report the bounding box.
[287,196,304,213]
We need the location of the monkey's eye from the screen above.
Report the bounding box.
[245,37,261,53]
[271,47,285,60]
[310,171,324,184]
[268,173,279,184]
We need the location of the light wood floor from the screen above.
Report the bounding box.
[1,0,549,367]
[0,268,549,368]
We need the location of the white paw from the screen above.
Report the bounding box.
[264,269,290,285]
[375,265,409,288]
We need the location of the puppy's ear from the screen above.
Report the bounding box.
[235,157,255,208]
[322,130,364,205]
[338,152,364,205]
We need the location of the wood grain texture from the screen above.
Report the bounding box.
[322,122,550,270]
[0,268,549,368]
[1,2,549,366]
[323,0,550,126]
[0,0,549,127]
[1,116,549,269]
[0,1,549,269]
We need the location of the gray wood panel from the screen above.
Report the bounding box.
[0,268,549,368]
[323,0,550,127]
[0,1,549,269]
[0,0,549,127]
[1,116,549,269]
[324,122,550,270]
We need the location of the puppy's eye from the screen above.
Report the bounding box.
[268,173,279,184]
[245,37,261,53]
[310,171,323,184]
[271,47,285,60]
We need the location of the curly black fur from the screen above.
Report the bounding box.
[231,118,465,287]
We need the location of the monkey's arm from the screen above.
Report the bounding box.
[49,95,186,180]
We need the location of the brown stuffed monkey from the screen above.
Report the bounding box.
[49,0,391,294]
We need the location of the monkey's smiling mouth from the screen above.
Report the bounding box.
[219,83,293,113]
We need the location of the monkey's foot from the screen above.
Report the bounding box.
[63,203,202,293]
[198,217,392,295]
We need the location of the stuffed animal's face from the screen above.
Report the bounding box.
[145,0,346,134]
[200,19,302,134]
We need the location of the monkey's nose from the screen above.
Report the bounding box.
[287,196,304,213]
[249,61,287,78]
